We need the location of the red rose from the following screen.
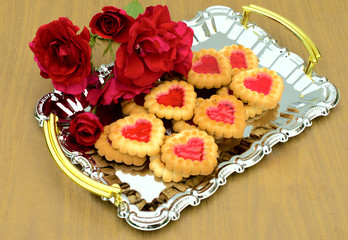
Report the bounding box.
[29,17,91,95]
[69,112,103,146]
[115,5,193,91]
[89,6,135,43]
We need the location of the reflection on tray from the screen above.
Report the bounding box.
[89,102,283,211]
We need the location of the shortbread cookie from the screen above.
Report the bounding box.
[216,87,234,96]
[193,94,247,138]
[196,97,204,106]
[220,44,259,77]
[149,155,190,182]
[172,119,197,133]
[95,125,147,166]
[216,87,263,118]
[108,113,165,157]
[144,80,197,121]
[229,68,284,110]
[244,104,264,118]
[160,129,218,176]
[187,49,232,89]
[121,99,147,115]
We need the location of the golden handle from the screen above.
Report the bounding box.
[241,4,321,77]
[43,113,122,206]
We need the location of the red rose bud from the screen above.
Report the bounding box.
[69,112,103,146]
[29,17,91,95]
[89,6,135,43]
[115,5,193,94]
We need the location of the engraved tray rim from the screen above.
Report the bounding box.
[35,5,340,231]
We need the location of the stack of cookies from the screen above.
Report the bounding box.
[95,44,284,182]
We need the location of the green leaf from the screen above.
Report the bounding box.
[102,39,115,58]
[123,0,144,18]
[109,43,115,59]
[102,40,111,57]
[102,45,110,58]
[91,107,97,114]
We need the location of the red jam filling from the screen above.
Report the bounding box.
[192,55,220,74]
[156,86,185,107]
[244,73,272,95]
[121,119,152,142]
[174,137,205,161]
[206,101,235,124]
[229,50,247,69]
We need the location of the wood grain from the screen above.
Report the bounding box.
[0,0,347,239]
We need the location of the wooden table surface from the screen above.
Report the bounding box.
[1,0,347,239]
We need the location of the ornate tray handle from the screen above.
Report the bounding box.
[241,4,321,77]
[43,113,122,206]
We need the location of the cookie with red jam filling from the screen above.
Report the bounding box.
[95,125,147,166]
[229,68,284,110]
[193,94,247,138]
[160,129,218,176]
[187,49,232,89]
[108,113,165,157]
[144,80,197,121]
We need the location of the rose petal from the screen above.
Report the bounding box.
[124,53,144,79]
[52,76,87,95]
[132,68,162,87]
[143,52,173,72]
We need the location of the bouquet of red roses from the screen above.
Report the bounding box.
[30,2,193,147]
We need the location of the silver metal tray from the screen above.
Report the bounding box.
[35,5,339,231]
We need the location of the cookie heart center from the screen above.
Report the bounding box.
[174,137,205,161]
[156,86,185,107]
[244,73,272,95]
[206,101,235,124]
[229,50,247,69]
[192,55,220,74]
[121,119,152,142]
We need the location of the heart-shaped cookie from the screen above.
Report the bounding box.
[220,44,259,77]
[144,80,197,121]
[108,113,165,157]
[95,125,147,166]
[187,48,232,89]
[193,94,247,138]
[216,87,264,118]
[161,129,218,176]
[229,68,284,110]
